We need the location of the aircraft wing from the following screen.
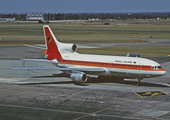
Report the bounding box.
[8,67,105,71]
[7,67,59,70]
[7,67,105,74]
[8,58,106,74]
[24,44,46,49]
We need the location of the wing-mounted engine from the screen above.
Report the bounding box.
[70,72,88,82]
[58,43,77,53]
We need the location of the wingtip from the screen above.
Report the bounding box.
[6,67,11,69]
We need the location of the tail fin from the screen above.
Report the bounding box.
[43,25,62,60]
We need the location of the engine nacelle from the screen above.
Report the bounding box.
[70,72,88,82]
[58,43,77,53]
[43,43,77,60]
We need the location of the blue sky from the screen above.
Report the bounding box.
[1,0,170,13]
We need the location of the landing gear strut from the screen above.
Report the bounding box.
[137,78,143,86]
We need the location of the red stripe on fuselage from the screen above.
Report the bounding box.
[59,59,165,72]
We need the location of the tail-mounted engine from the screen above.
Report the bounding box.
[43,43,77,59]
[58,43,77,53]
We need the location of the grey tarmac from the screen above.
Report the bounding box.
[0,45,170,120]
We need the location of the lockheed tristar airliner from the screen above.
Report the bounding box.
[12,25,166,86]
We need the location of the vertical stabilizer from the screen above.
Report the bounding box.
[43,25,62,60]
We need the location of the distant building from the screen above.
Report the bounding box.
[0,17,15,21]
[26,13,65,21]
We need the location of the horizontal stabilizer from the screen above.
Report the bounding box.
[21,59,58,64]
[24,44,46,49]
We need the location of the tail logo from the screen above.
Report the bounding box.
[47,34,52,43]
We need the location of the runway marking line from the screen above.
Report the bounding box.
[74,91,169,120]
[134,91,169,97]
[0,104,87,115]
[73,97,140,120]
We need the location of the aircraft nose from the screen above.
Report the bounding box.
[160,69,166,76]
[162,69,166,75]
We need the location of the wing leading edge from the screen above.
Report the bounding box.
[7,66,105,74]
[18,58,106,74]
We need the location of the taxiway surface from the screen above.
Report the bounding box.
[0,45,170,120]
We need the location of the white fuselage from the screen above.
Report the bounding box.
[43,25,166,82]
[57,52,166,79]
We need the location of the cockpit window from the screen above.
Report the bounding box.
[152,66,156,69]
[152,66,162,69]
[158,66,162,69]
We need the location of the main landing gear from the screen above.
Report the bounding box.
[137,78,143,86]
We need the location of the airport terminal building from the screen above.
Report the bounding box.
[26,13,65,21]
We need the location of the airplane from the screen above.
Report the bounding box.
[9,25,166,86]
[5,17,15,22]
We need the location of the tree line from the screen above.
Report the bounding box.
[1,12,170,21]
[0,13,27,21]
[65,12,170,20]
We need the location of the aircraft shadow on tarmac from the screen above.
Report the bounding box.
[87,77,169,87]
[18,73,169,88]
